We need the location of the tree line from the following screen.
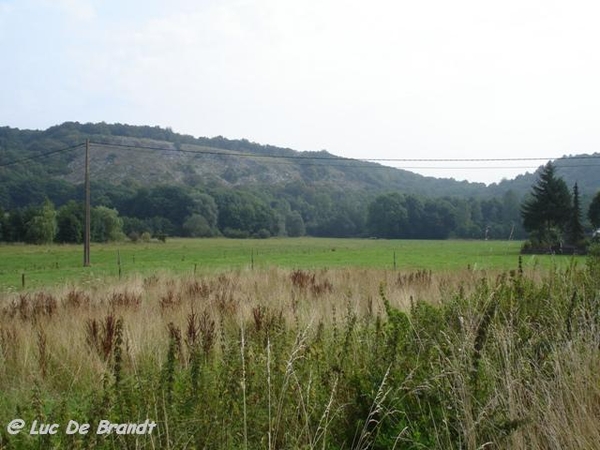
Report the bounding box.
[2,164,598,245]
[0,181,538,244]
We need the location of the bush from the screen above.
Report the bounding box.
[182,214,214,238]
[253,228,271,239]
[223,227,250,239]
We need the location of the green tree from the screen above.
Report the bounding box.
[190,192,218,230]
[0,207,4,241]
[404,195,425,238]
[55,201,84,243]
[214,190,277,237]
[285,211,305,237]
[124,185,194,235]
[182,214,214,237]
[122,216,152,237]
[91,206,124,242]
[5,208,31,242]
[521,162,572,246]
[421,198,456,239]
[367,193,408,238]
[502,190,525,239]
[25,199,57,244]
[589,191,600,229]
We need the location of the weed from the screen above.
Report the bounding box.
[471,289,498,389]
[113,317,124,388]
[36,328,47,378]
[186,279,211,300]
[86,313,121,361]
[109,290,141,309]
[0,325,18,365]
[63,289,90,309]
[162,322,180,407]
[290,269,315,290]
[199,310,216,357]
[159,289,181,311]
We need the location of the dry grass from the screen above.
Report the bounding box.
[0,263,598,449]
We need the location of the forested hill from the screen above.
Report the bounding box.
[490,154,600,199]
[1,122,599,241]
[0,121,492,200]
[2,122,599,201]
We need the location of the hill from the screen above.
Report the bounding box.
[1,121,494,200]
[1,122,599,241]
[491,154,600,198]
[3,122,599,202]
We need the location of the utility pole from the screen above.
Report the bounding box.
[84,139,91,267]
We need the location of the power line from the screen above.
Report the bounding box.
[362,155,600,162]
[92,141,358,161]
[92,140,599,164]
[0,143,85,168]
[91,140,600,170]
[91,142,512,170]
[390,164,600,170]
[1,139,598,171]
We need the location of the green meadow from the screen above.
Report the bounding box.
[0,238,573,290]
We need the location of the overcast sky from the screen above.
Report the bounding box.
[1,0,600,184]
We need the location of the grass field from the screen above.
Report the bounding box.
[0,238,578,290]
[0,239,597,449]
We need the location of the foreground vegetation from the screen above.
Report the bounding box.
[0,246,598,449]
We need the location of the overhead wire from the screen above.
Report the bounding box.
[1,139,599,171]
[92,140,600,170]
[0,142,85,167]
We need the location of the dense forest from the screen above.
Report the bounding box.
[1,122,599,243]
[0,182,528,243]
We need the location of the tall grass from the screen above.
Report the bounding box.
[0,258,598,449]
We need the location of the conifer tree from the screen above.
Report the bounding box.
[566,183,585,246]
[521,162,571,246]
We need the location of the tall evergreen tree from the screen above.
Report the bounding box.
[566,183,585,246]
[521,162,572,246]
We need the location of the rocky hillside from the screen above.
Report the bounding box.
[1,122,599,209]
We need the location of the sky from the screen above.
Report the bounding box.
[1,0,600,184]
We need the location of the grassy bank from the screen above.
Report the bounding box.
[1,251,599,449]
[0,238,575,290]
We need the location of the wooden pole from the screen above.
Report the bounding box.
[83,139,91,267]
